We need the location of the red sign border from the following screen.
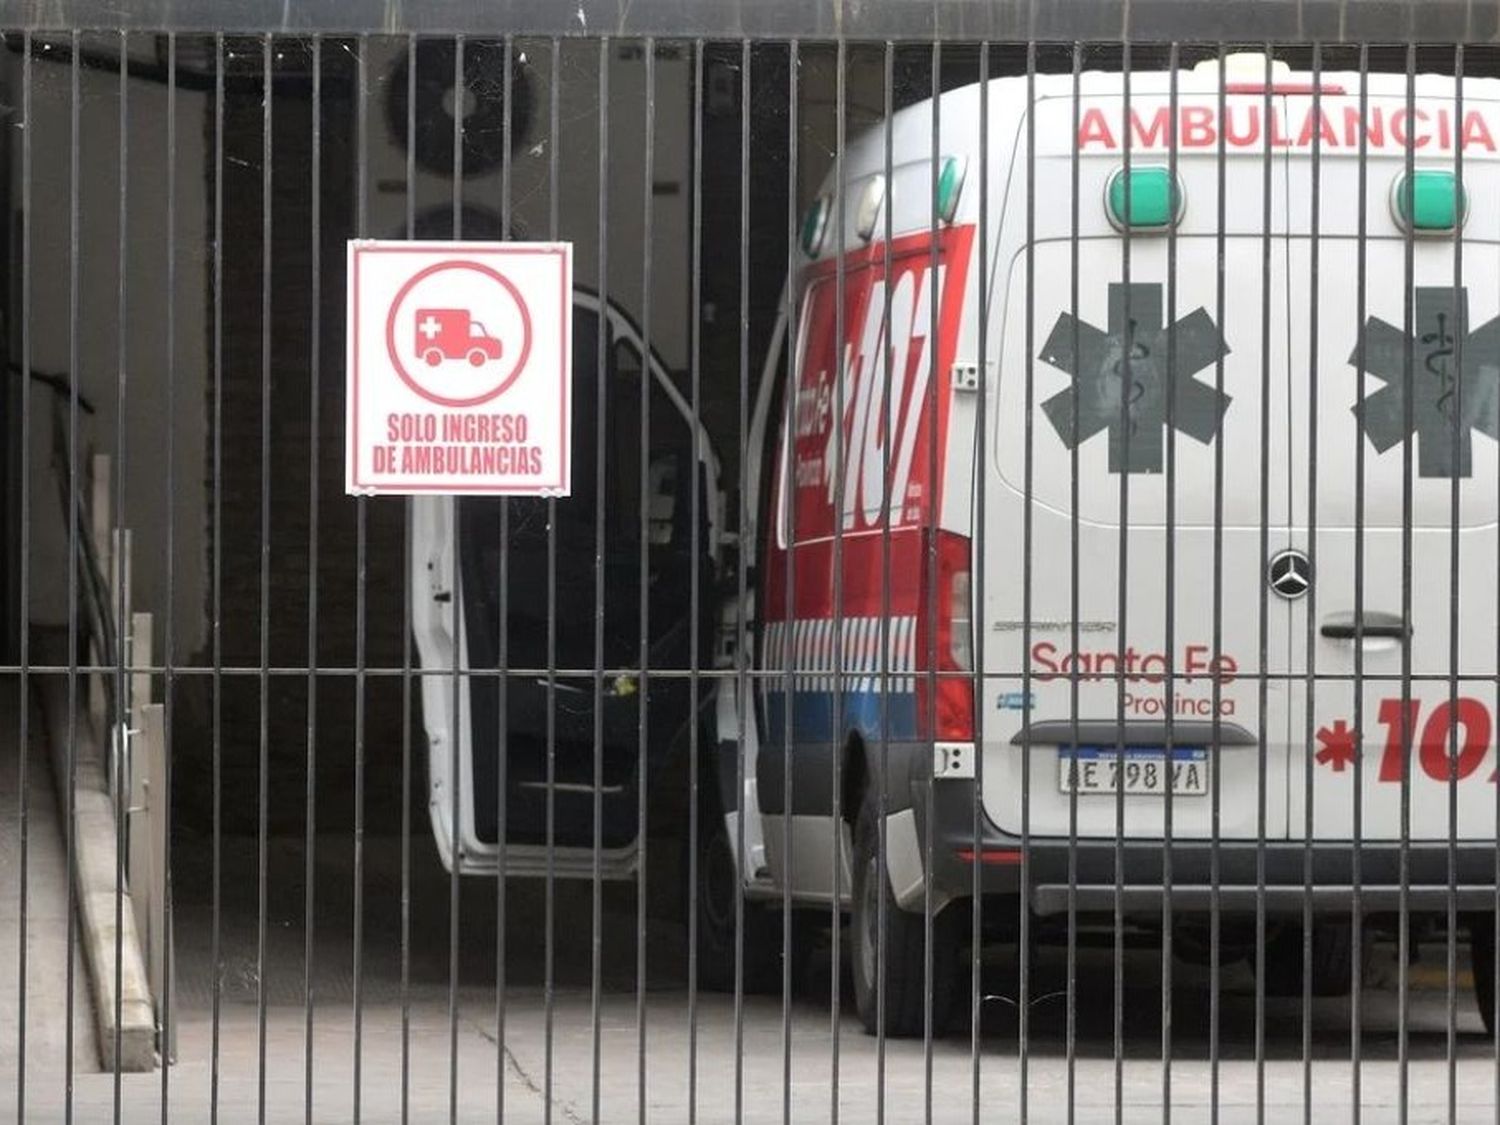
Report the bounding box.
[349,242,571,495]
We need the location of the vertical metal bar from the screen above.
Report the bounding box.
[1492,41,1500,1116]
[829,37,846,1125]
[161,30,178,1120]
[1445,40,1465,1125]
[1113,31,1133,1125]
[1489,43,1500,1125]
[257,32,274,1125]
[1161,39,1179,1125]
[1209,39,1228,1125]
[63,32,81,1125]
[780,41,799,1125]
[970,34,991,1125]
[495,31,514,1125]
[15,29,31,1125]
[1301,43,1324,1125]
[445,32,464,1125]
[545,35,561,1125]
[828,37,852,1125]
[734,35,752,1125]
[1398,41,1416,1125]
[876,38,894,1118]
[304,31,323,1125]
[688,35,706,1125]
[209,31,225,1125]
[590,32,609,1125]
[354,32,372,1125]
[1065,40,1082,1125]
[635,34,655,1125]
[1254,45,1274,1125]
[1351,42,1369,1125]
[112,30,130,1114]
[922,40,939,1122]
[401,30,417,1125]
[1019,34,1035,1125]
[834,26,858,1110]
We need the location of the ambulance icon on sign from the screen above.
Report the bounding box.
[416,308,504,368]
[383,259,533,409]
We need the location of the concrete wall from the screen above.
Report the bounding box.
[362,38,696,369]
[14,39,211,661]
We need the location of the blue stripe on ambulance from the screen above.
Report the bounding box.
[759,614,921,743]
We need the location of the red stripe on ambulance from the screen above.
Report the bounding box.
[765,226,974,618]
[761,225,975,731]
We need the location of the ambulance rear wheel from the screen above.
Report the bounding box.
[1261,921,1356,998]
[850,791,956,1038]
[1471,914,1496,1037]
[423,348,442,366]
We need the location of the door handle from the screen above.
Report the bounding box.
[1320,611,1409,641]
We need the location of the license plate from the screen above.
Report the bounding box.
[1057,747,1209,796]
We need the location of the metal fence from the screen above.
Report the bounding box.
[3,1,1500,1122]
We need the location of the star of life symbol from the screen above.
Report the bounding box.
[1349,287,1500,478]
[1037,284,1232,474]
[1315,719,1358,772]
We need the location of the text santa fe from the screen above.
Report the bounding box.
[1072,99,1500,154]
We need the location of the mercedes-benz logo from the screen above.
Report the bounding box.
[1267,548,1312,599]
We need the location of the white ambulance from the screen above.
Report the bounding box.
[723,53,1500,1037]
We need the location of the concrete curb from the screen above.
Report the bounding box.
[35,659,157,1072]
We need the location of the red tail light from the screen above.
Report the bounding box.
[915,529,974,741]
[956,848,1022,866]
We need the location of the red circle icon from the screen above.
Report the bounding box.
[385,260,534,408]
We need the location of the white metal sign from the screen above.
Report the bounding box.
[345,240,573,496]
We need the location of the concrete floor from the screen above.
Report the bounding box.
[0,675,94,1118]
[14,941,1500,1121]
[2,697,1498,1122]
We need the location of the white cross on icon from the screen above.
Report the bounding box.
[418,315,443,340]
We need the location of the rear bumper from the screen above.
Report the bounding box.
[923,780,1500,916]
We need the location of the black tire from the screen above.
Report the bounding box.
[694,813,783,995]
[1262,921,1357,998]
[849,789,957,1038]
[1471,914,1496,1037]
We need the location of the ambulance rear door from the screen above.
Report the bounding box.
[1286,82,1500,842]
[983,82,1295,843]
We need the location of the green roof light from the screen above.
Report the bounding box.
[937,156,966,224]
[1393,169,1465,234]
[800,194,830,257]
[1106,165,1183,231]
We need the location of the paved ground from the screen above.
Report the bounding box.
[3,685,1499,1122]
[10,833,1500,1123]
[0,676,94,1116]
